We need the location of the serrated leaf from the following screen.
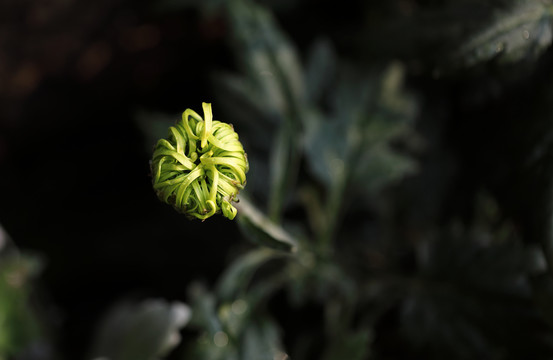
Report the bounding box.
[399,223,553,359]
[453,1,553,66]
[303,66,373,188]
[303,62,417,194]
[227,0,304,116]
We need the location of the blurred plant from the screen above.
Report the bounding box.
[159,0,417,358]
[140,0,553,359]
[450,1,553,67]
[6,0,553,359]
[88,299,191,360]
[355,0,553,75]
[0,225,49,360]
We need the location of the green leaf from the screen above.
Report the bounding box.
[451,1,553,67]
[302,66,372,189]
[184,284,288,360]
[240,317,287,360]
[302,107,349,188]
[268,119,301,222]
[0,253,42,358]
[88,299,191,360]
[399,222,553,359]
[188,284,224,336]
[225,0,305,222]
[353,141,417,195]
[352,63,418,193]
[303,62,417,195]
[227,0,304,116]
[184,286,241,359]
[235,195,298,252]
[305,39,337,104]
[215,248,287,301]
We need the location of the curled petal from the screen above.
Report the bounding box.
[151,102,248,220]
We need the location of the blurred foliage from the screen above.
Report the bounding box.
[0,225,47,360]
[356,0,553,74]
[6,0,553,359]
[88,299,190,360]
[451,1,553,67]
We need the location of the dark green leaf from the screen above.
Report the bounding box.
[452,1,553,66]
[399,222,553,359]
[225,0,305,221]
[303,62,417,195]
[240,317,286,360]
[0,253,42,357]
[235,196,298,252]
[215,247,287,301]
[305,39,337,104]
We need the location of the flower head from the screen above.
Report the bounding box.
[151,102,248,220]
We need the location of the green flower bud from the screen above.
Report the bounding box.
[151,102,248,220]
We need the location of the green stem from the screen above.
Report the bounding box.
[319,164,349,255]
[268,118,300,223]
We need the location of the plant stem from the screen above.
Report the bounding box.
[319,163,349,255]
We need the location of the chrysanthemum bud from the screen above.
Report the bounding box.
[151,103,248,220]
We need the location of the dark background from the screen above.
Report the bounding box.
[3,0,553,359]
[0,0,237,356]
